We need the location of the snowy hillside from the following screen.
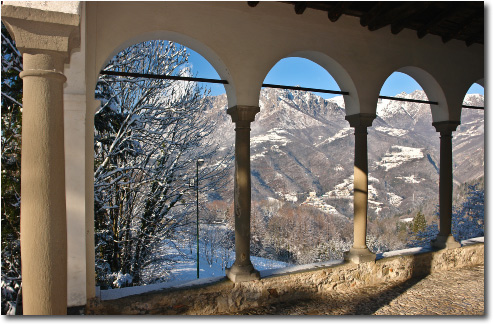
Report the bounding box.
[205,89,484,219]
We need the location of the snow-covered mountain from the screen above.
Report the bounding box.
[205,88,484,220]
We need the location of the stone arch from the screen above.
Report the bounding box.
[93,30,236,107]
[260,50,360,115]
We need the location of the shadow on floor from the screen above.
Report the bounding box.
[227,251,435,315]
[350,250,434,315]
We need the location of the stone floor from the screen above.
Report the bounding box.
[223,264,484,315]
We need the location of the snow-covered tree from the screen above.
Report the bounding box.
[407,222,439,248]
[1,22,23,315]
[407,183,484,248]
[452,183,484,241]
[94,40,231,287]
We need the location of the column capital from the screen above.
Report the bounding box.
[432,121,460,135]
[1,3,81,63]
[227,105,260,124]
[345,113,377,128]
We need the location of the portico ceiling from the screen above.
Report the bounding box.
[248,1,484,46]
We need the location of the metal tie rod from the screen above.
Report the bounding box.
[99,70,229,85]
[461,105,484,110]
[378,95,438,105]
[99,70,484,109]
[261,83,349,95]
[99,70,348,95]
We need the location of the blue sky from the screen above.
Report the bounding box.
[188,50,484,99]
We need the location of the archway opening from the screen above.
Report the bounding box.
[450,83,485,241]
[371,73,485,252]
[244,57,354,268]
[372,71,439,252]
[94,39,233,290]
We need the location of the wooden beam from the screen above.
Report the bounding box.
[328,2,347,22]
[417,3,462,39]
[360,2,388,27]
[441,8,483,43]
[368,2,426,32]
[465,30,483,46]
[294,2,307,15]
[391,2,431,35]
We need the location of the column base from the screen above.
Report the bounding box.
[432,234,461,250]
[226,263,260,282]
[344,247,376,264]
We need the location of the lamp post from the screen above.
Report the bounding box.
[195,158,205,278]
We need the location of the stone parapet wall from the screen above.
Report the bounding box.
[86,242,484,315]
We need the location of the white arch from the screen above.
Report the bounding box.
[389,66,450,122]
[94,31,236,108]
[260,50,360,116]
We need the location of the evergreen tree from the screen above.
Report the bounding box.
[412,211,427,234]
[407,210,438,248]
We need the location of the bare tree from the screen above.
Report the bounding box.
[94,40,231,288]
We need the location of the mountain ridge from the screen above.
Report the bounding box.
[205,88,484,220]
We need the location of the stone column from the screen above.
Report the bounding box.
[20,52,70,315]
[344,113,377,264]
[432,121,461,249]
[2,4,80,315]
[225,105,261,282]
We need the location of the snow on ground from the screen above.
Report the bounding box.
[396,174,422,184]
[387,192,403,207]
[100,242,289,301]
[368,173,380,183]
[99,236,484,301]
[376,236,484,260]
[301,194,343,216]
[368,200,384,214]
[260,259,344,278]
[455,123,484,139]
[276,191,298,203]
[327,176,353,198]
[461,236,484,246]
[334,164,344,171]
[399,217,414,223]
[375,126,408,137]
[251,128,290,146]
[317,127,352,146]
[375,145,424,171]
[368,184,378,200]
[251,151,267,160]
[328,173,381,199]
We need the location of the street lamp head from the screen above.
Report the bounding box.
[197,158,205,166]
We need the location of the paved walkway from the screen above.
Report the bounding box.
[225,264,484,315]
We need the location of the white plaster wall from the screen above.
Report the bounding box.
[86,1,483,120]
[63,96,87,307]
[63,2,87,307]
